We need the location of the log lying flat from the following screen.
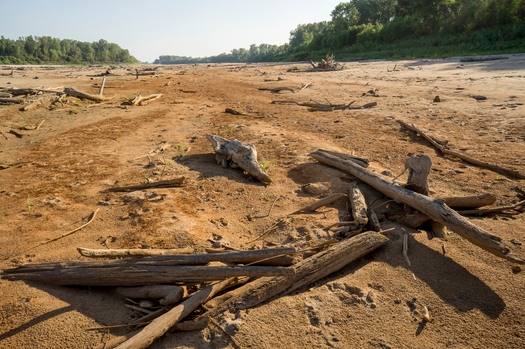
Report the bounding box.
[310,149,524,264]
[202,231,389,317]
[2,265,295,286]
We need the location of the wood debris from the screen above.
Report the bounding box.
[308,52,343,71]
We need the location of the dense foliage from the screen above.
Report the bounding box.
[0,36,139,65]
[155,0,525,63]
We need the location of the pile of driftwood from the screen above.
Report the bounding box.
[308,52,343,71]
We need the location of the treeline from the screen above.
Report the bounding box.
[0,36,139,65]
[155,0,525,64]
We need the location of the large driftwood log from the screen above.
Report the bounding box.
[1,264,295,286]
[202,231,389,317]
[310,149,525,264]
[63,87,113,102]
[115,278,234,349]
[206,134,271,184]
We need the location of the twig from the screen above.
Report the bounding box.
[29,208,100,250]
[254,195,279,218]
[102,177,185,192]
[403,234,411,266]
[299,81,314,91]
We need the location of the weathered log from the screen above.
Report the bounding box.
[101,177,185,192]
[63,87,113,102]
[128,93,163,106]
[1,265,295,286]
[206,134,271,184]
[456,200,525,216]
[4,247,297,272]
[398,120,525,179]
[310,149,525,264]
[441,193,497,209]
[202,231,389,317]
[115,278,234,349]
[116,285,186,305]
[257,87,295,93]
[0,98,23,104]
[368,209,382,232]
[349,182,368,225]
[77,247,193,258]
[404,154,432,195]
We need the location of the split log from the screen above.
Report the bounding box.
[310,149,525,264]
[77,247,193,258]
[202,231,389,317]
[115,278,234,349]
[4,247,297,271]
[102,177,185,192]
[206,134,271,184]
[441,193,497,209]
[63,87,113,102]
[349,182,368,225]
[456,200,525,216]
[398,120,525,179]
[116,285,186,305]
[1,264,295,286]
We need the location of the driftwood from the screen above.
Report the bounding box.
[206,134,271,184]
[310,149,525,264]
[63,87,113,102]
[102,177,185,192]
[441,193,497,209]
[368,210,382,231]
[308,53,343,71]
[202,231,389,317]
[127,94,163,106]
[404,154,432,195]
[10,247,297,269]
[257,87,295,93]
[133,142,171,160]
[116,285,186,305]
[349,182,368,225]
[21,119,46,130]
[308,101,377,112]
[115,278,234,349]
[403,234,411,266]
[456,200,525,216]
[93,318,210,349]
[290,193,346,215]
[398,120,525,179]
[460,56,508,62]
[0,98,23,104]
[299,81,314,91]
[1,264,295,286]
[77,247,193,258]
[9,129,24,138]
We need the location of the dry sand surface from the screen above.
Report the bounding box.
[0,55,524,349]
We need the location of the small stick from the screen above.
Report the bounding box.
[30,208,100,250]
[403,234,411,266]
[35,119,46,130]
[102,177,185,193]
[254,195,279,218]
[423,306,431,322]
[0,131,8,140]
[98,76,106,96]
[9,129,24,138]
[125,304,153,315]
[299,81,314,91]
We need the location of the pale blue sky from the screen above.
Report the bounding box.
[0,0,343,62]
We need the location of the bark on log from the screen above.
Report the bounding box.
[20,95,59,111]
[116,285,186,305]
[206,134,271,184]
[404,154,432,195]
[77,247,193,258]
[310,149,525,264]
[115,279,234,349]
[63,87,113,102]
[202,231,389,317]
[349,182,368,225]
[1,265,295,286]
